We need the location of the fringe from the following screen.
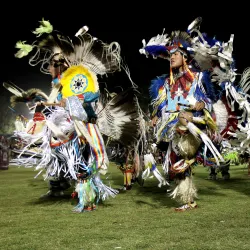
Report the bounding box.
[169,176,197,204]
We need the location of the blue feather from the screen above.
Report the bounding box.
[194,83,210,103]
[201,33,222,47]
[172,38,190,50]
[149,74,167,100]
[149,74,168,117]
[160,118,178,138]
[145,45,168,57]
[201,71,222,102]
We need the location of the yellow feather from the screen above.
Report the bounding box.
[14,41,33,58]
[60,65,99,98]
[32,18,53,37]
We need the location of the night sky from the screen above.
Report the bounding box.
[0,7,247,118]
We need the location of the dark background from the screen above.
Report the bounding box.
[0,5,247,118]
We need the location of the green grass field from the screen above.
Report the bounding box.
[1,163,250,250]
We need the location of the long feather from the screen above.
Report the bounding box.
[97,88,140,146]
[8,88,49,107]
[3,82,23,97]
[239,67,250,93]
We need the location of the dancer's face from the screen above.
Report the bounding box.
[48,61,61,79]
[170,51,186,69]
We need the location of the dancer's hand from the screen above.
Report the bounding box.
[178,111,193,126]
[59,98,67,108]
[36,101,44,106]
[192,101,205,111]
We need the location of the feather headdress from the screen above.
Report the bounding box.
[140,17,236,77]
[166,31,193,57]
[14,19,121,76]
[3,82,48,107]
[10,88,48,107]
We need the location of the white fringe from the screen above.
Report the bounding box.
[187,122,224,165]
[212,100,229,133]
[239,67,250,93]
[93,173,119,200]
[169,176,197,204]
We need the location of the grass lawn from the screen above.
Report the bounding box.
[0,163,250,250]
